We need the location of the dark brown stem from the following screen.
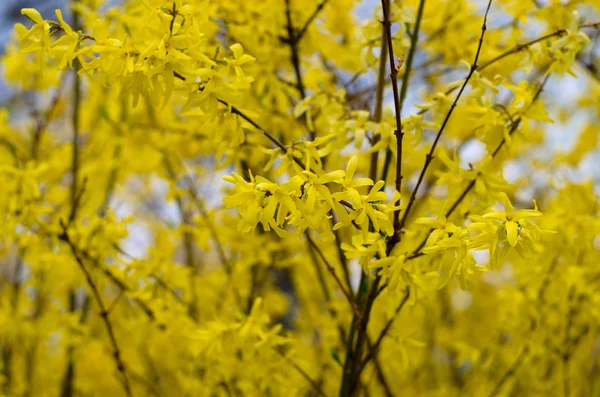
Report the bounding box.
[296,0,329,41]
[368,0,390,181]
[59,223,133,397]
[415,22,600,119]
[359,289,409,369]
[380,0,405,242]
[380,0,426,183]
[397,0,493,234]
[274,347,328,397]
[478,22,600,71]
[306,233,360,316]
[285,0,306,99]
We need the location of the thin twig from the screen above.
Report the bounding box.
[360,289,410,369]
[488,346,529,397]
[306,233,360,317]
[368,0,390,180]
[405,73,550,262]
[478,22,600,70]
[416,22,600,118]
[397,0,493,234]
[380,0,406,245]
[284,0,307,100]
[168,1,177,37]
[216,100,290,154]
[59,223,133,397]
[172,72,293,159]
[296,0,329,41]
[274,347,329,397]
[380,0,426,183]
[69,34,83,223]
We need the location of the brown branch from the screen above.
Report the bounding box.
[296,0,329,41]
[478,22,600,71]
[274,347,328,397]
[173,67,305,169]
[284,0,307,100]
[59,222,133,397]
[488,346,529,397]
[360,288,409,369]
[306,233,360,317]
[380,0,426,184]
[380,0,406,246]
[69,28,83,224]
[400,72,551,266]
[397,0,493,234]
[89,246,157,321]
[416,21,600,118]
[216,99,292,156]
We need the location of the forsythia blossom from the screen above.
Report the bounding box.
[0,1,597,396]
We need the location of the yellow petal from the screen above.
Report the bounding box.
[230,43,243,59]
[22,8,43,24]
[513,209,542,221]
[317,170,345,184]
[505,221,518,247]
[482,211,506,221]
[346,155,357,181]
[55,10,73,34]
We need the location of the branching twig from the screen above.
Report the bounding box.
[397,0,493,235]
[359,288,409,370]
[296,0,329,41]
[368,0,389,180]
[416,22,600,118]
[380,0,407,245]
[59,223,133,397]
[380,0,426,183]
[403,73,550,262]
[284,0,307,99]
[478,22,600,70]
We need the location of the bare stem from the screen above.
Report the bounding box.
[306,233,360,317]
[59,223,133,397]
[359,288,409,370]
[296,0,329,41]
[284,0,307,100]
[380,0,426,183]
[380,0,406,244]
[397,0,493,234]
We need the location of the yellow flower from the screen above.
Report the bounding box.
[415,204,460,247]
[482,193,541,247]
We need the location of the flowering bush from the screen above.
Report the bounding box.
[0,0,599,396]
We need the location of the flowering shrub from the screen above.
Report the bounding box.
[0,0,599,396]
